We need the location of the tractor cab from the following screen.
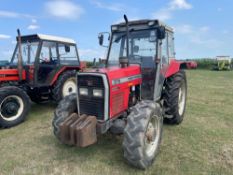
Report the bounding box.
[98,18,175,100]
[10,34,80,86]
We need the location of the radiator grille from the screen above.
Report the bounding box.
[78,75,104,88]
[77,74,105,120]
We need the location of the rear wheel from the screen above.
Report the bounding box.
[0,86,31,128]
[163,70,187,124]
[52,94,77,140]
[52,70,77,102]
[122,101,163,169]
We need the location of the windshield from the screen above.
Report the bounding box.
[108,29,157,66]
[11,41,39,65]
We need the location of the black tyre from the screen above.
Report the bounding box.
[122,101,163,169]
[52,94,77,140]
[52,70,77,102]
[163,70,187,124]
[0,86,31,128]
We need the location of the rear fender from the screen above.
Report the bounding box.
[156,60,186,101]
[165,60,186,78]
[80,61,87,70]
[50,66,80,86]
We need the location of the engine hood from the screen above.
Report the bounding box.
[84,65,141,86]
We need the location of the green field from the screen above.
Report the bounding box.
[0,70,233,175]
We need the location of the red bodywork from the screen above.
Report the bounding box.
[185,61,198,69]
[165,59,183,78]
[50,66,83,85]
[86,59,182,119]
[28,66,34,81]
[88,65,142,118]
[0,65,84,85]
[50,62,86,85]
[80,61,87,70]
[0,69,26,82]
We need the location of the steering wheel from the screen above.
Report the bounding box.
[50,57,58,64]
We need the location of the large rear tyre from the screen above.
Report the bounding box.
[122,101,163,169]
[52,70,77,102]
[163,70,187,124]
[0,86,31,128]
[52,94,77,140]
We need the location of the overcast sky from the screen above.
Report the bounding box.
[0,0,232,60]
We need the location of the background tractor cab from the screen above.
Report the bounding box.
[53,15,187,169]
[10,34,80,86]
[0,31,84,128]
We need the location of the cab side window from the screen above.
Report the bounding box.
[40,41,58,64]
[168,33,175,58]
[161,32,168,64]
[58,44,78,63]
[12,42,39,65]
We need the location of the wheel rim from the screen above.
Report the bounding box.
[0,95,24,121]
[178,82,186,116]
[144,115,161,157]
[62,78,77,97]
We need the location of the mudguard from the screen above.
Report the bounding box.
[165,59,185,78]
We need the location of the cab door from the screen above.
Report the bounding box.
[154,31,174,100]
[161,32,171,74]
[36,41,59,85]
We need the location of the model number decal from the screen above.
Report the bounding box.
[112,74,142,85]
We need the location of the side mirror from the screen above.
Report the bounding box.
[65,45,70,52]
[98,32,110,47]
[98,34,104,46]
[157,26,166,39]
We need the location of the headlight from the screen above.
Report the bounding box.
[93,89,103,97]
[79,88,88,96]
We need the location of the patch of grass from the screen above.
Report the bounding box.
[0,70,233,175]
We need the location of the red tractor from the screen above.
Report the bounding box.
[53,15,187,169]
[182,61,198,69]
[0,30,84,128]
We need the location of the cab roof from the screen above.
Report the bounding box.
[112,19,174,33]
[17,34,76,44]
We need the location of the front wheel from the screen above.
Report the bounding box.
[122,101,163,169]
[0,86,31,128]
[52,94,77,141]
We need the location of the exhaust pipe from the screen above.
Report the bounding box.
[119,15,130,68]
[17,29,23,81]
[124,14,129,61]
